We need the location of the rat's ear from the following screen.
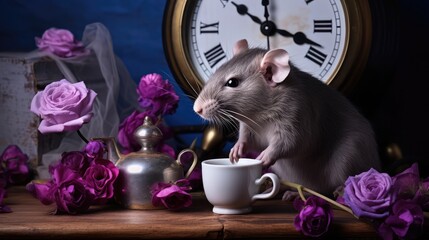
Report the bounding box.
[233,39,249,56]
[260,49,290,85]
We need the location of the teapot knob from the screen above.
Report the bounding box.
[134,116,163,152]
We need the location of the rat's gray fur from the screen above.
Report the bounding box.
[194,47,380,196]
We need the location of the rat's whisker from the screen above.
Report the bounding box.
[222,110,260,137]
[218,110,239,133]
[225,110,262,130]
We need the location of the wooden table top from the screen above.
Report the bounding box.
[1,186,427,239]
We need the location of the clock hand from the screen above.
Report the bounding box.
[231,1,262,25]
[231,1,322,48]
[262,0,270,50]
[277,28,322,48]
[232,1,277,39]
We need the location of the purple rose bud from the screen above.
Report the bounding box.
[83,140,106,161]
[30,79,97,134]
[0,145,29,185]
[377,199,424,240]
[137,73,179,116]
[293,196,333,237]
[35,28,88,58]
[83,159,119,204]
[343,168,394,219]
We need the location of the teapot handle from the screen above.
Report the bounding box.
[176,149,198,179]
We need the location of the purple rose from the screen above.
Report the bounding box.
[293,196,333,237]
[378,200,424,240]
[151,179,192,210]
[28,164,93,214]
[51,165,93,214]
[83,140,106,161]
[392,163,420,200]
[118,110,156,153]
[51,151,90,176]
[343,168,394,219]
[137,73,179,116]
[117,111,175,157]
[0,145,29,185]
[30,79,97,134]
[83,159,119,204]
[35,28,88,58]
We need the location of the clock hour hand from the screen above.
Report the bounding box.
[277,28,322,48]
[231,1,262,25]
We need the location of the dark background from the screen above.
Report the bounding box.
[0,0,428,176]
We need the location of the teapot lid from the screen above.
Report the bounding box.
[134,116,163,152]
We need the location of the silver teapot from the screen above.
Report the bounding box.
[98,116,197,209]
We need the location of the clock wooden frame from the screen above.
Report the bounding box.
[163,0,372,99]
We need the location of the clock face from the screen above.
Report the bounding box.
[187,0,348,85]
[163,0,371,97]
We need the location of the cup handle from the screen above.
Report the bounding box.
[176,149,198,179]
[251,173,280,201]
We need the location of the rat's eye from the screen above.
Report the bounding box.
[225,78,239,88]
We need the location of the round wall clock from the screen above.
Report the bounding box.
[163,0,372,99]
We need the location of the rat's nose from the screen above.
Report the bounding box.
[194,103,203,115]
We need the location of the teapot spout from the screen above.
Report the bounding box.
[92,137,122,164]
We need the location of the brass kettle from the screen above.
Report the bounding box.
[98,116,197,210]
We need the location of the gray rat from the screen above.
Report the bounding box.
[193,39,381,197]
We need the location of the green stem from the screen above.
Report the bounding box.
[77,129,89,144]
[281,180,358,219]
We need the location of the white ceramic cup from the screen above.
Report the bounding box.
[202,158,280,214]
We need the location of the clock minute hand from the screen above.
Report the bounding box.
[277,28,322,48]
[231,1,262,24]
[262,0,270,50]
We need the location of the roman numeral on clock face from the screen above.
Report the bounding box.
[200,22,219,34]
[305,46,327,66]
[204,43,226,68]
[314,20,332,33]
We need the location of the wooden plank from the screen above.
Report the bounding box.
[220,200,379,239]
[1,187,428,239]
[0,187,223,240]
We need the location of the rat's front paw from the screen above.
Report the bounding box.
[229,141,247,163]
[257,149,275,166]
